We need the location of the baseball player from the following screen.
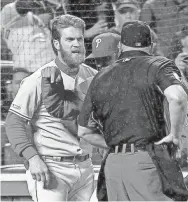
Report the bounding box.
[1,0,65,72]
[5,14,97,201]
[86,32,120,71]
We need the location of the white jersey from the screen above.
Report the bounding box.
[9,59,98,157]
[1,2,55,72]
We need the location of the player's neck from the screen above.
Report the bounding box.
[56,56,79,78]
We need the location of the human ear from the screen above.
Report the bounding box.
[53,39,60,51]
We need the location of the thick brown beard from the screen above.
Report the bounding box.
[60,45,85,68]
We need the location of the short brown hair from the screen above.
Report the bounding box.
[51,14,86,55]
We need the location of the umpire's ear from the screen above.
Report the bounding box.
[53,39,60,51]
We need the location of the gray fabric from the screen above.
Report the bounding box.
[104,151,172,201]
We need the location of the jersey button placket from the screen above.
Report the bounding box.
[73,156,76,169]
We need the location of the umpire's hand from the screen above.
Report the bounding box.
[41,66,63,83]
[29,155,50,189]
[155,133,181,159]
[155,133,179,146]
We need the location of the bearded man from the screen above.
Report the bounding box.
[5,14,97,202]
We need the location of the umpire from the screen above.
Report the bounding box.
[78,21,188,201]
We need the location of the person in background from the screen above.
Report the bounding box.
[110,0,140,35]
[5,14,97,202]
[11,68,31,99]
[175,26,188,86]
[174,25,188,168]
[1,0,65,73]
[66,0,112,57]
[1,37,12,61]
[110,0,162,56]
[2,68,30,120]
[86,32,120,71]
[140,0,188,58]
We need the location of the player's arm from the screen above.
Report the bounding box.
[155,63,187,145]
[6,112,50,186]
[5,77,41,160]
[6,112,37,160]
[78,80,108,149]
[5,77,50,188]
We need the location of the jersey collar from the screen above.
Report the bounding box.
[119,50,151,60]
[55,57,79,78]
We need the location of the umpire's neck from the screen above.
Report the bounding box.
[120,43,153,55]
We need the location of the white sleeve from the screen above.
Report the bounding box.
[9,76,41,120]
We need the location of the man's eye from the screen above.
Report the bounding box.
[118,8,134,14]
[66,38,74,41]
[78,38,83,42]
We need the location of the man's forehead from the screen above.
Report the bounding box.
[117,4,138,11]
[118,6,136,11]
[60,26,84,37]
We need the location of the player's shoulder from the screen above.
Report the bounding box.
[23,60,56,83]
[80,63,98,76]
[40,60,57,70]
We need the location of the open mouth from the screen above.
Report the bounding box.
[72,50,80,54]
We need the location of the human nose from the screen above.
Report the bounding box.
[125,12,132,19]
[73,39,80,47]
